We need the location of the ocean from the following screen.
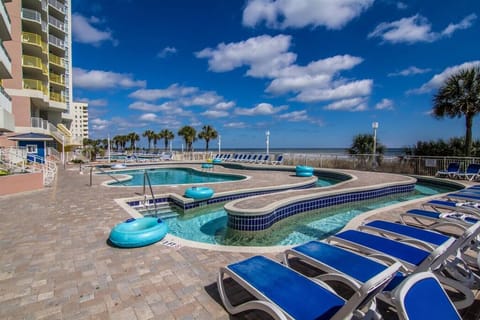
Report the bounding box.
[187,147,406,157]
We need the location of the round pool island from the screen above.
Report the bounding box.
[109,217,168,248]
[184,186,214,200]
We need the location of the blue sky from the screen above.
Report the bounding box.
[71,0,480,149]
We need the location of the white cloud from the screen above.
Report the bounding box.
[375,98,394,110]
[277,110,309,121]
[201,110,229,118]
[75,98,108,107]
[128,101,188,115]
[73,68,146,90]
[242,0,374,30]
[90,118,109,131]
[157,46,177,58]
[368,15,436,44]
[388,66,431,77]
[297,79,372,103]
[224,122,247,128]
[369,14,477,44]
[235,103,288,116]
[410,61,480,94]
[179,92,223,107]
[72,13,117,46]
[129,84,198,101]
[195,34,295,78]
[442,14,477,37]
[396,2,407,9]
[139,113,158,121]
[197,35,369,104]
[214,101,235,110]
[323,97,368,111]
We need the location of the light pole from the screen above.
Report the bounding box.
[218,135,221,154]
[265,130,270,155]
[372,122,379,165]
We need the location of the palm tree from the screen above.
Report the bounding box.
[433,67,480,156]
[177,126,197,152]
[158,129,174,151]
[152,132,160,152]
[127,132,140,152]
[112,135,122,151]
[143,129,155,152]
[347,134,385,167]
[198,125,218,152]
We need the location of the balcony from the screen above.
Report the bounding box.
[0,41,12,79]
[49,72,65,86]
[22,32,48,53]
[0,106,15,132]
[21,8,42,24]
[49,53,65,68]
[48,15,65,32]
[48,34,64,50]
[48,0,66,14]
[0,1,11,40]
[22,54,48,74]
[50,91,65,103]
[23,79,48,95]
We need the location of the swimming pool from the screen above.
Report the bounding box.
[106,167,246,186]
[142,179,461,246]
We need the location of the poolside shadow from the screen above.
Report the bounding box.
[204,281,273,319]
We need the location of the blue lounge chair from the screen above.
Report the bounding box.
[359,220,480,270]
[436,162,460,178]
[447,192,480,203]
[423,199,480,216]
[400,208,478,231]
[217,255,401,320]
[392,272,461,320]
[454,163,480,181]
[327,230,475,309]
[271,154,284,165]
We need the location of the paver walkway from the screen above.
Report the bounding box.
[0,164,478,319]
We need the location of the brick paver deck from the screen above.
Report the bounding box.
[0,163,478,319]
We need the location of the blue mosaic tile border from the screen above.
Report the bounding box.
[226,183,415,231]
[126,181,316,211]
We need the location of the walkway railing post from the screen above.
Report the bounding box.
[89,167,93,186]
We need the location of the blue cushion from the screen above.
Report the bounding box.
[365,220,449,246]
[406,209,441,219]
[293,241,387,283]
[403,277,460,319]
[228,255,344,320]
[334,230,430,267]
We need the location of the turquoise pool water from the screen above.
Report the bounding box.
[107,168,245,186]
[144,181,460,246]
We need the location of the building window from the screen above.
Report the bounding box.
[26,144,38,154]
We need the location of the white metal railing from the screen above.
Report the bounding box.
[21,8,42,24]
[48,34,64,49]
[31,117,49,130]
[48,15,65,31]
[0,147,57,186]
[48,0,66,13]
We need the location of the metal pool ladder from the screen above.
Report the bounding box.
[143,170,158,211]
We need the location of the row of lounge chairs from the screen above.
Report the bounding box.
[212,153,284,165]
[436,162,480,181]
[216,186,480,319]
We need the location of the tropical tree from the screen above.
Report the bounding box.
[112,135,122,151]
[159,129,174,151]
[347,133,385,167]
[152,132,160,151]
[177,126,197,152]
[127,132,140,151]
[82,138,104,161]
[198,125,218,152]
[143,129,155,151]
[433,67,480,156]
